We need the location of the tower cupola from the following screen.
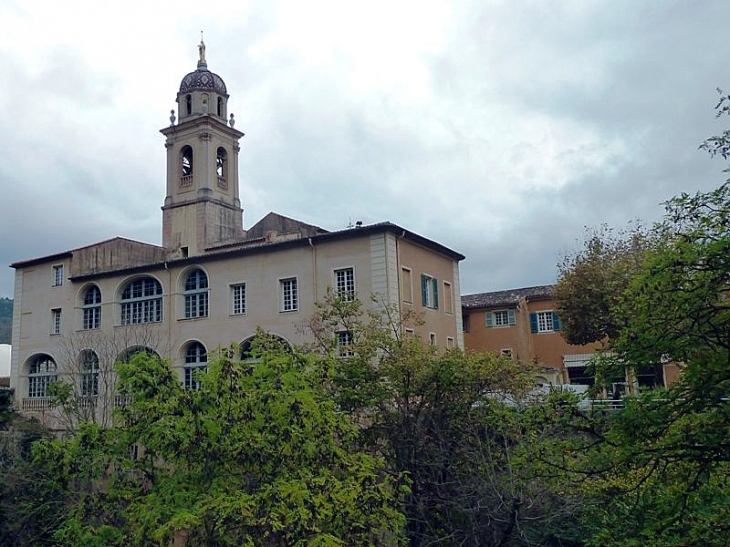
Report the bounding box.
[176,39,229,122]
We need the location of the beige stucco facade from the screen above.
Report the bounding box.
[9,44,464,429]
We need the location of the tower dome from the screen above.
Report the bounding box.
[179,68,227,94]
[175,38,229,122]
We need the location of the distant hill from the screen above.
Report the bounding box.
[0,298,11,345]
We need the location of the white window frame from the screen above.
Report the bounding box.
[28,356,57,398]
[446,337,455,349]
[52,264,64,286]
[501,348,513,359]
[184,342,207,390]
[120,277,163,325]
[80,350,100,397]
[334,267,356,302]
[536,311,555,333]
[82,286,101,330]
[51,308,61,335]
[336,330,355,358]
[183,269,209,319]
[231,282,247,315]
[280,277,299,312]
[429,332,437,346]
[493,310,510,327]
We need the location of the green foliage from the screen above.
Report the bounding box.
[310,291,583,546]
[0,414,62,546]
[554,224,658,346]
[548,96,730,545]
[25,343,404,545]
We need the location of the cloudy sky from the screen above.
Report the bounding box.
[1,0,729,298]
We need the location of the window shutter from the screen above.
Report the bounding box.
[486,312,493,327]
[552,311,562,331]
[530,312,538,333]
[508,309,516,325]
[432,278,439,309]
[421,275,428,306]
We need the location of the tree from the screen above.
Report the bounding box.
[309,292,583,546]
[30,337,405,546]
[543,93,730,545]
[47,324,174,431]
[554,223,658,346]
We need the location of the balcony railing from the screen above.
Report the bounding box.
[21,397,54,412]
[179,175,194,189]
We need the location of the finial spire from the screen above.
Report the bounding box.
[198,31,207,69]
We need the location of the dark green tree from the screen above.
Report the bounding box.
[310,292,584,546]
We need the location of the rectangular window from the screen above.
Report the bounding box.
[51,308,61,335]
[184,292,208,319]
[184,366,207,390]
[231,283,246,315]
[280,278,298,312]
[334,268,355,302]
[401,267,413,303]
[531,311,562,333]
[429,332,437,345]
[443,281,454,314]
[52,265,64,286]
[446,337,455,349]
[421,274,439,309]
[336,330,355,358]
[121,299,162,325]
[83,306,101,330]
[405,327,415,335]
[486,309,516,328]
[501,348,513,359]
[462,314,470,332]
[537,311,553,332]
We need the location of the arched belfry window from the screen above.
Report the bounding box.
[181,146,193,176]
[185,94,192,115]
[217,97,223,117]
[216,147,227,179]
[184,269,209,319]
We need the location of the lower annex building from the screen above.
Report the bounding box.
[461,285,680,394]
[9,42,465,427]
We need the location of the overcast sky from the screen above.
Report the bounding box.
[1,0,729,298]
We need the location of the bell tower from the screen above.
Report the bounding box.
[160,39,245,257]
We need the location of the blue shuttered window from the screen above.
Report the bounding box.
[421,274,439,309]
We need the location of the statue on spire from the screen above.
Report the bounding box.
[198,31,207,68]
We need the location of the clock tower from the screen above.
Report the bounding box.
[160,39,245,257]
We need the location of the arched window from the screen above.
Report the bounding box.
[185,94,192,115]
[119,346,159,363]
[80,350,99,397]
[217,97,223,117]
[181,146,193,177]
[28,355,57,398]
[216,147,227,179]
[184,269,208,319]
[82,285,101,330]
[120,277,163,325]
[184,341,207,390]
